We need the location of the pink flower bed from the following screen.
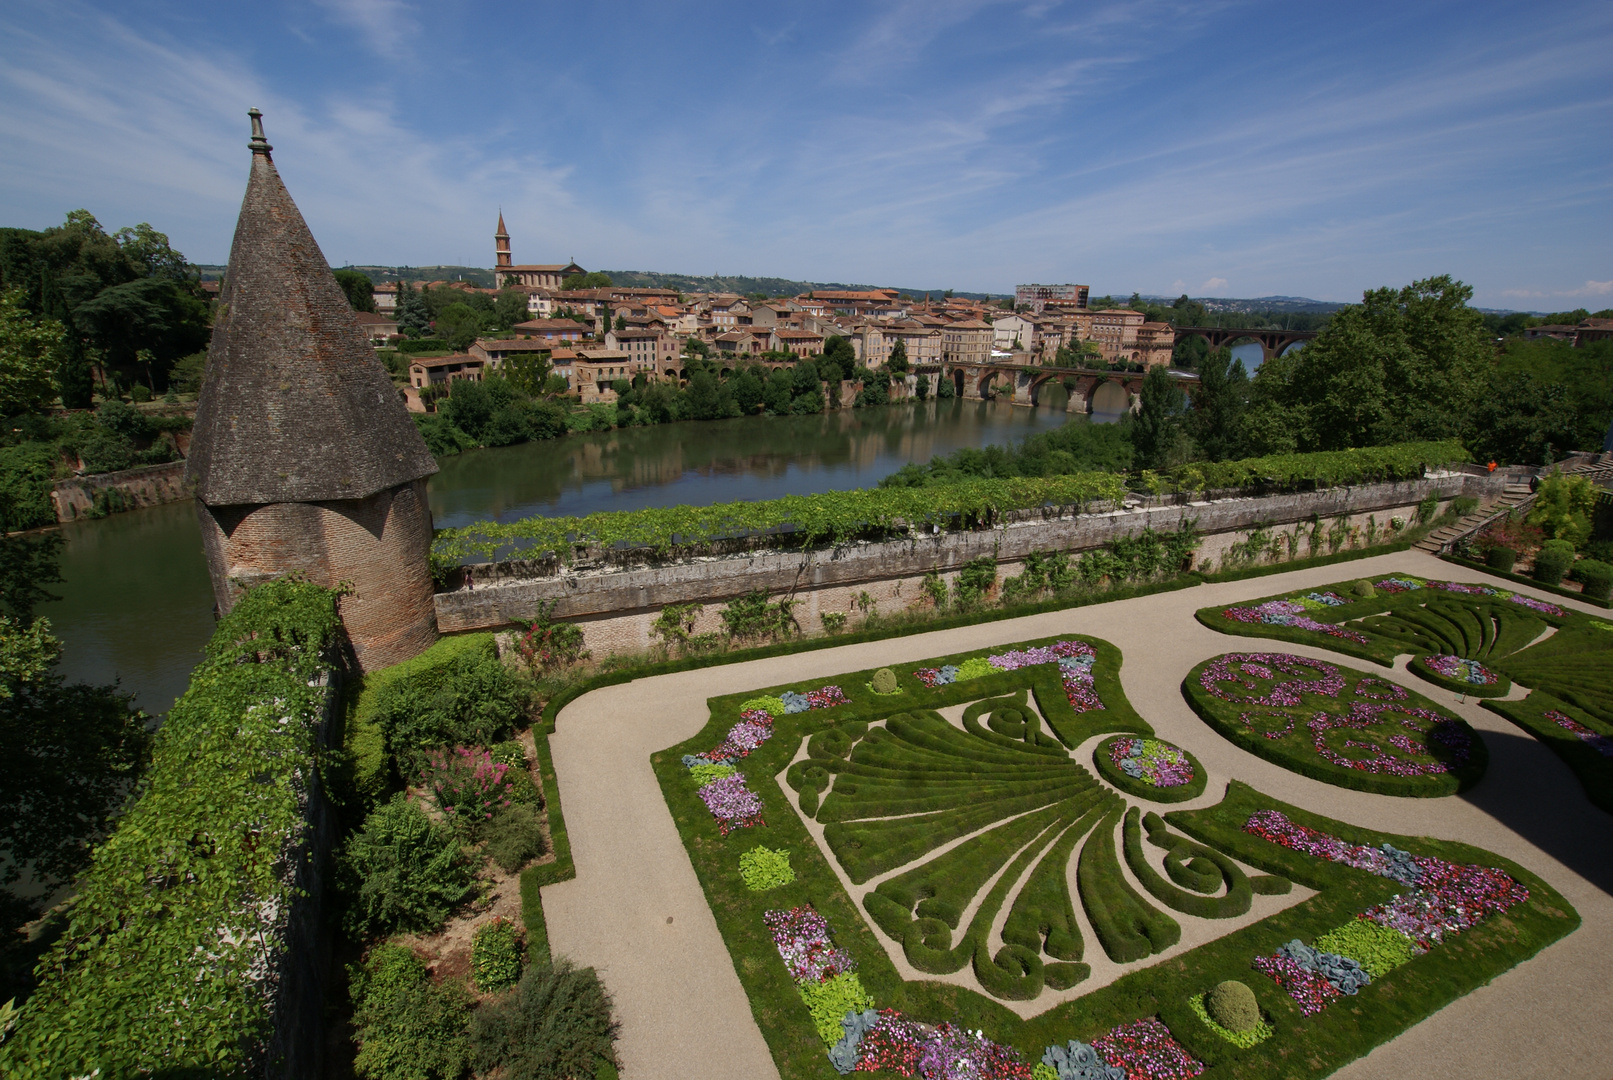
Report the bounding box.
[1251,953,1341,1016]
[1545,709,1613,756]
[763,906,856,982]
[697,774,765,834]
[1198,652,1346,706]
[1091,1017,1204,1080]
[1306,702,1473,777]
[915,640,1106,713]
[1422,654,1499,686]
[707,709,775,762]
[1507,593,1564,616]
[1222,599,1370,644]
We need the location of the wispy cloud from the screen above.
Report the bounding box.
[311,0,417,61]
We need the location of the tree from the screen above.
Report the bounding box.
[560,272,612,291]
[436,302,486,350]
[492,288,529,330]
[762,367,794,414]
[40,270,93,409]
[395,280,432,337]
[821,335,857,382]
[1186,347,1248,461]
[0,615,150,923]
[886,338,909,374]
[0,288,63,415]
[503,351,553,397]
[334,269,376,312]
[614,314,627,334]
[73,277,209,392]
[1130,364,1185,469]
[684,370,722,420]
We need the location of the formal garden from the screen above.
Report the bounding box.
[651,586,1601,1080]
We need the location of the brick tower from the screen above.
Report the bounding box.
[494,210,512,282]
[186,110,440,671]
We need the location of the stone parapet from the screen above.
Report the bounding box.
[51,460,189,522]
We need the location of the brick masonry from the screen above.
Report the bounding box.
[435,472,1506,656]
[197,479,437,672]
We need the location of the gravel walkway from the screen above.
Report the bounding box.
[541,551,1613,1079]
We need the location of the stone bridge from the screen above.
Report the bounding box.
[1171,326,1316,361]
[916,362,1198,416]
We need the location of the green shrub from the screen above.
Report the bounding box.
[1205,979,1259,1032]
[869,667,899,694]
[1533,539,1575,585]
[482,802,547,873]
[472,917,524,993]
[1417,491,1440,523]
[721,590,798,642]
[74,426,134,473]
[341,794,477,936]
[0,445,56,532]
[820,611,848,634]
[737,845,795,891]
[955,656,995,681]
[350,944,471,1080]
[469,959,619,1080]
[128,384,151,402]
[1571,559,1613,602]
[1486,546,1518,573]
[374,647,529,769]
[1120,808,1254,918]
[1313,919,1416,978]
[798,972,874,1045]
[1074,808,1179,963]
[1189,991,1273,1048]
[1349,578,1375,599]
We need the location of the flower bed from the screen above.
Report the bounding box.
[696,773,765,834]
[1546,709,1613,756]
[1089,1016,1204,1080]
[1221,598,1370,645]
[1184,652,1486,796]
[1093,736,1206,803]
[1410,653,1511,697]
[740,846,796,891]
[916,639,1105,714]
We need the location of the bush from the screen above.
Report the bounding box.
[738,845,795,891]
[423,746,521,827]
[350,944,471,1080]
[129,384,151,402]
[1533,539,1575,585]
[1486,546,1518,572]
[483,803,547,873]
[469,959,620,1080]
[74,426,135,473]
[870,667,899,694]
[374,649,530,768]
[1205,979,1258,1032]
[341,794,477,936]
[1571,559,1613,602]
[0,445,56,532]
[472,917,524,994]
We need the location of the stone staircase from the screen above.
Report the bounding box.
[1416,451,1613,555]
[1415,483,1535,554]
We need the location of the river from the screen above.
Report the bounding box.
[42,398,1075,715]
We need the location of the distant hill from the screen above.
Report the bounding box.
[1130,294,1347,315]
[194,264,498,288]
[600,270,1004,301]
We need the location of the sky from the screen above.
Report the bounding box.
[0,1,1609,309]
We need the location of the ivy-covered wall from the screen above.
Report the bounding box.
[2,580,345,1079]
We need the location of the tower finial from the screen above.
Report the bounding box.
[248,108,273,157]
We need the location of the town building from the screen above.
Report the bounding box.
[1015,283,1090,312]
[408,354,486,388]
[942,319,993,365]
[512,318,592,342]
[354,311,399,345]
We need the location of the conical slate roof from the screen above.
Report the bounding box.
[187,111,437,506]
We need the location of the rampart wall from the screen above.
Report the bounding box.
[434,471,1509,655]
[51,460,189,522]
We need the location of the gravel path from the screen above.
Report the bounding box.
[541,551,1613,1079]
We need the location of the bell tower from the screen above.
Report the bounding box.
[495,211,512,283]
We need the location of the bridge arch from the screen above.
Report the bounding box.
[1089,379,1131,419]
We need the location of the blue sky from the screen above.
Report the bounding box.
[1,1,1608,308]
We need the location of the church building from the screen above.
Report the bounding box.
[494,212,586,289]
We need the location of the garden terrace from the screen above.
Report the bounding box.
[648,624,1575,1079]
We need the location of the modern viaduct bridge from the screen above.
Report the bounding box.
[1171,326,1316,361]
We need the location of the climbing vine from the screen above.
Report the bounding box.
[2,580,343,1078]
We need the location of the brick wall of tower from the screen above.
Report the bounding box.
[197,478,437,671]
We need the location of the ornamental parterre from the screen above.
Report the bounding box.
[1221,599,1370,644]
[1423,654,1500,686]
[1089,1017,1204,1080]
[1108,738,1194,788]
[915,639,1105,713]
[764,906,857,982]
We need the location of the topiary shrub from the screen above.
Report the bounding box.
[1349,578,1375,599]
[1205,979,1259,1033]
[870,667,899,694]
[350,944,471,1080]
[1533,538,1576,585]
[482,802,547,873]
[469,959,620,1080]
[1570,558,1613,602]
[1486,547,1517,573]
[471,917,524,993]
[340,794,477,935]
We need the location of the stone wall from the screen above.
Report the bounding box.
[434,472,1506,655]
[51,460,189,522]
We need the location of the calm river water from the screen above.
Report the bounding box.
[43,399,1074,715]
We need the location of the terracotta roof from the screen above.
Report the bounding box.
[475,338,554,351]
[514,319,590,332]
[353,312,397,325]
[187,116,436,505]
[409,354,483,370]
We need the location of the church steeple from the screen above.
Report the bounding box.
[495,210,512,273]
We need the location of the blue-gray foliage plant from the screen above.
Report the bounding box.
[1042,1040,1126,1080]
[828,1009,881,1075]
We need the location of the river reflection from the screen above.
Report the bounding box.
[42,399,1076,714]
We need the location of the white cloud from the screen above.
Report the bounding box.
[1200,277,1228,293]
[311,0,417,61]
[1564,279,1613,297]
